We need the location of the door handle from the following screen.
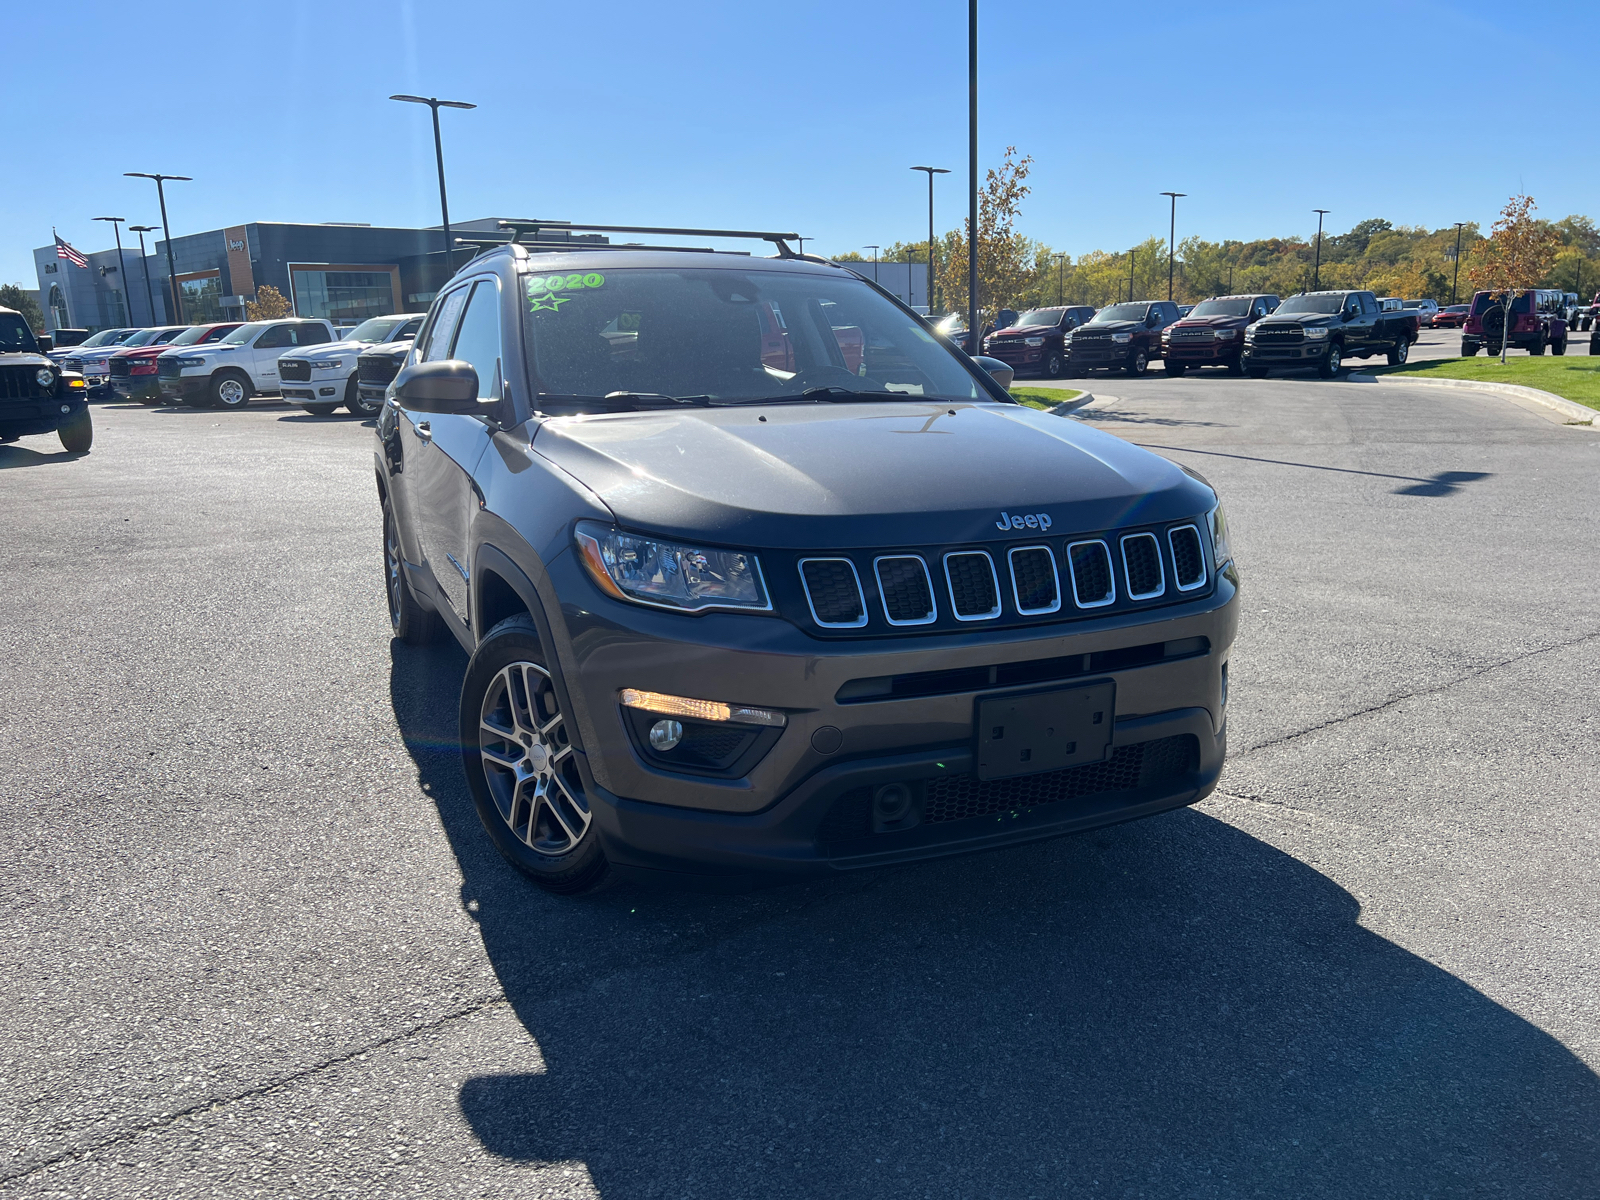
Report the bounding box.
[416,420,432,442]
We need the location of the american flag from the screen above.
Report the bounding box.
[55,233,88,269]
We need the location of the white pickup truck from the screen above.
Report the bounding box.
[276,313,426,418]
[157,318,337,409]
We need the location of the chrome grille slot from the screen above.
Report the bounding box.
[874,556,936,626]
[1067,540,1115,609]
[799,558,867,628]
[1007,546,1060,615]
[943,551,1000,621]
[1120,533,1165,600]
[1168,525,1206,591]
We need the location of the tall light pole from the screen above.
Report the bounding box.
[864,245,880,283]
[1127,248,1137,302]
[1312,208,1330,292]
[910,166,950,314]
[93,217,131,326]
[967,0,979,345]
[128,226,159,322]
[1160,192,1185,302]
[390,94,477,276]
[124,173,190,322]
[1051,251,1066,305]
[1451,221,1467,305]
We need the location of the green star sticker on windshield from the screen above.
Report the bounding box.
[529,290,572,313]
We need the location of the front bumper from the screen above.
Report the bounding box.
[159,373,210,401]
[1064,345,1137,368]
[539,550,1239,885]
[111,376,161,403]
[1164,341,1242,363]
[0,395,89,438]
[1245,341,1327,361]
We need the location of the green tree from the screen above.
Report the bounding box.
[938,146,1036,326]
[0,283,45,332]
[1468,194,1562,362]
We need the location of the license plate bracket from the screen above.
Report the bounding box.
[975,681,1115,781]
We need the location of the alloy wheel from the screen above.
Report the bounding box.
[217,378,246,407]
[478,662,590,856]
[384,509,404,631]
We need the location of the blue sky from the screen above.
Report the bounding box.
[5,0,1596,287]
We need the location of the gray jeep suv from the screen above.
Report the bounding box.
[377,222,1239,893]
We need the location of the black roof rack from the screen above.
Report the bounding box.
[496,220,802,257]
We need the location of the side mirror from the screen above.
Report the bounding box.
[974,355,1014,390]
[36,333,53,353]
[393,359,483,414]
[1342,309,1356,322]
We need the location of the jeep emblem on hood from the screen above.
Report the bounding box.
[996,510,1052,532]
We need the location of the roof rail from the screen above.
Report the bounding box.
[497,220,802,257]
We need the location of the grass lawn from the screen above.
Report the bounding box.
[1369,356,1600,411]
[1010,386,1083,411]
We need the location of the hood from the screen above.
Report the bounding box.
[990,323,1058,338]
[1074,320,1141,336]
[0,349,53,367]
[531,401,1214,549]
[1170,315,1249,331]
[1258,314,1335,329]
[358,339,414,359]
[287,339,369,362]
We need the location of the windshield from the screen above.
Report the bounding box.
[78,328,125,348]
[1444,305,1469,313]
[1471,292,1530,315]
[118,328,169,347]
[344,316,408,344]
[1275,294,1347,315]
[167,324,230,346]
[1401,300,1431,309]
[520,266,987,408]
[1086,303,1150,324]
[0,314,37,352]
[221,323,267,345]
[1188,298,1252,318]
[1012,308,1065,327]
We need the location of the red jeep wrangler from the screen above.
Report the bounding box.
[1462,289,1569,356]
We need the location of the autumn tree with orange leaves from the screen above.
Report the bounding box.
[1468,194,1561,362]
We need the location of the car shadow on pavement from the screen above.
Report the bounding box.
[0,444,87,469]
[1139,445,1495,498]
[389,640,1600,1197]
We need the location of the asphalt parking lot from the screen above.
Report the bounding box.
[2,382,1598,1198]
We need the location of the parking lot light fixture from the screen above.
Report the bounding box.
[127,226,159,323]
[1160,192,1185,301]
[92,217,130,326]
[1127,248,1136,303]
[1312,209,1330,292]
[1051,252,1066,304]
[390,94,476,276]
[124,173,191,323]
[910,166,950,313]
[1451,221,1468,305]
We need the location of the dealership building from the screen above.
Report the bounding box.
[32,217,512,332]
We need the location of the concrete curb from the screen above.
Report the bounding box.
[1347,371,1597,425]
[1046,392,1095,416]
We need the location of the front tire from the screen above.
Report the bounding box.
[1040,351,1065,380]
[1163,360,1186,376]
[58,408,92,453]
[1529,333,1545,356]
[1228,353,1248,376]
[1553,337,1567,356]
[1317,342,1343,378]
[383,496,440,646]
[459,615,609,895]
[302,403,340,416]
[209,371,252,410]
[1126,348,1149,377]
[1461,339,1479,357]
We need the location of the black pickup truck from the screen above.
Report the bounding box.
[1242,290,1419,378]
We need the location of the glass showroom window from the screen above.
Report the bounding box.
[49,284,69,329]
[290,269,396,323]
[178,273,223,323]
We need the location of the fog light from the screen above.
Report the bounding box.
[60,404,71,413]
[649,719,683,751]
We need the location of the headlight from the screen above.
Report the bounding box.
[1214,328,1237,340]
[1303,327,1329,339]
[314,359,344,369]
[1024,337,1044,347]
[178,357,207,368]
[1208,503,1234,570]
[575,522,770,612]
[35,367,55,388]
[1111,332,1132,343]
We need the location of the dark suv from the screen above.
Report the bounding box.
[378,222,1238,893]
[983,306,1097,379]
[1160,295,1279,376]
[0,306,91,452]
[1461,289,1569,356]
[1063,301,1180,377]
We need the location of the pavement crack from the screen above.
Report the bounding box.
[1230,629,1600,760]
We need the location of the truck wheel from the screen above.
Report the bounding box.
[1163,360,1186,376]
[58,408,93,453]
[210,371,252,410]
[384,496,440,646]
[1529,333,1545,356]
[1318,343,1343,378]
[1387,337,1410,366]
[1126,349,1149,377]
[1228,354,1248,376]
[302,403,340,416]
[458,614,610,896]
[1552,337,1566,356]
[1461,340,1478,357]
[1590,337,1599,355]
[1041,351,1065,379]
[1247,363,1269,378]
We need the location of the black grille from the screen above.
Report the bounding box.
[800,559,866,627]
[818,735,1198,842]
[1121,534,1164,598]
[1252,324,1304,344]
[1169,526,1205,589]
[876,557,935,624]
[1169,327,1214,342]
[108,358,132,378]
[278,358,311,382]
[944,552,999,619]
[358,354,402,385]
[158,358,184,378]
[1009,547,1058,613]
[1068,542,1113,607]
[0,366,51,400]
